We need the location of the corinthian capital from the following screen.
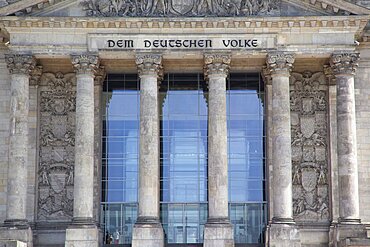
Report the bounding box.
[266,52,295,76]
[204,54,231,79]
[5,53,36,75]
[330,53,359,76]
[135,54,163,79]
[71,54,99,75]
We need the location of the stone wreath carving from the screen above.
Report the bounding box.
[290,71,329,222]
[38,72,76,221]
[80,0,280,17]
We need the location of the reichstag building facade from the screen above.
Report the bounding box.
[0,0,369,246]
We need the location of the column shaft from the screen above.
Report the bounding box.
[330,53,360,223]
[139,74,160,220]
[132,54,164,247]
[71,55,99,223]
[266,53,295,222]
[5,54,35,225]
[206,56,229,221]
[203,54,234,247]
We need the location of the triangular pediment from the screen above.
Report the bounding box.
[0,0,369,17]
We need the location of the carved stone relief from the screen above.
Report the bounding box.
[38,72,76,221]
[290,71,329,222]
[80,0,280,17]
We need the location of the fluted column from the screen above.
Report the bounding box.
[266,52,295,223]
[330,53,361,223]
[132,54,164,247]
[203,54,234,247]
[5,53,36,226]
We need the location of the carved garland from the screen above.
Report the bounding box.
[290,71,329,222]
[38,72,76,221]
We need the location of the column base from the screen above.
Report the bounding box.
[333,222,370,247]
[203,218,234,247]
[65,223,100,247]
[132,217,164,247]
[267,222,301,247]
[0,224,33,247]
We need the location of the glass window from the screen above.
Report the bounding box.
[101,74,139,244]
[228,73,266,244]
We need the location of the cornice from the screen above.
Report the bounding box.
[0,15,368,31]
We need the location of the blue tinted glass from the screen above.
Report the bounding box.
[227,73,266,244]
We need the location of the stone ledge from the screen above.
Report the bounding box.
[0,240,27,247]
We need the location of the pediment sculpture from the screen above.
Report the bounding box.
[81,0,280,17]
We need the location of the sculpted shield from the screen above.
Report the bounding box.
[300,116,315,138]
[171,0,194,15]
[49,171,66,193]
[301,168,317,192]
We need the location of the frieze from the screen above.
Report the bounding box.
[290,71,329,222]
[38,72,76,221]
[80,0,280,17]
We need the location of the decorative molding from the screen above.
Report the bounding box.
[135,54,163,79]
[266,52,295,76]
[290,71,329,222]
[80,0,279,17]
[204,54,231,78]
[38,72,76,221]
[94,66,106,86]
[262,65,272,85]
[5,53,36,75]
[330,52,360,76]
[71,54,99,75]
[30,65,43,85]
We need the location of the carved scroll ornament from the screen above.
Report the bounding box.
[81,0,280,17]
[290,71,329,222]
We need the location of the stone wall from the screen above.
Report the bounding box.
[355,46,370,224]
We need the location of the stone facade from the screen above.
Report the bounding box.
[0,1,368,247]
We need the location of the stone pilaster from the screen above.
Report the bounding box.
[0,53,36,246]
[65,54,100,247]
[132,54,164,247]
[265,52,300,247]
[203,54,234,247]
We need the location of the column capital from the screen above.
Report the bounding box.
[71,54,99,76]
[94,66,106,86]
[323,65,335,85]
[266,52,295,76]
[330,52,360,76]
[5,53,36,75]
[30,65,43,86]
[135,54,163,79]
[204,54,231,79]
[262,66,272,85]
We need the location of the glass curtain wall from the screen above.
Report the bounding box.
[227,73,266,245]
[160,74,208,244]
[100,73,266,246]
[101,74,139,244]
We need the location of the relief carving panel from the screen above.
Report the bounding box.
[290,71,329,222]
[38,72,76,221]
[81,0,280,17]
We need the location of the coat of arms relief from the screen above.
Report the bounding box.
[81,0,279,17]
[290,71,329,222]
[38,72,76,221]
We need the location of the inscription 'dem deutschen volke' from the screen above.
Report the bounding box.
[107,38,259,49]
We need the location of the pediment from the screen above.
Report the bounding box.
[0,0,369,17]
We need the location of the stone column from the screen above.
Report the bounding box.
[132,54,164,247]
[65,54,100,247]
[203,54,234,247]
[0,53,35,246]
[330,53,361,223]
[4,53,35,226]
[266,52,300,247]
